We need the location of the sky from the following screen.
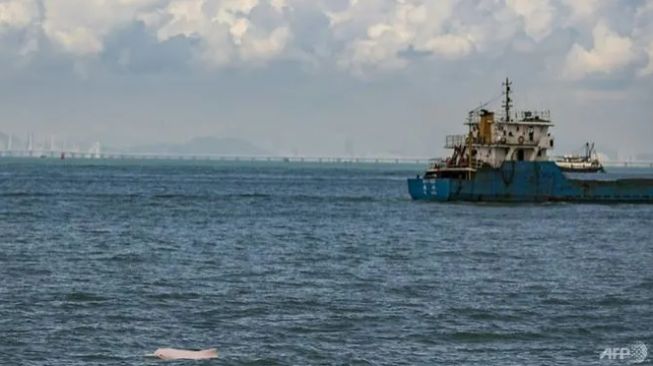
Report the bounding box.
[0,0,652,158]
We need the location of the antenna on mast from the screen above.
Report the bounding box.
[502,77,512,122]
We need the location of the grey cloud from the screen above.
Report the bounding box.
[100,22,195,74]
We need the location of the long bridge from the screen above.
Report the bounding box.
[0,149,652,168]
[0,149,431,165]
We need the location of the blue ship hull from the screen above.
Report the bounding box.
[408,161,653,203]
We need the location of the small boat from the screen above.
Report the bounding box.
[555,142,604,173]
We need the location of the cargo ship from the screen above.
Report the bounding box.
[408,79,653,202]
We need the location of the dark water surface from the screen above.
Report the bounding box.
[1,160,651,365]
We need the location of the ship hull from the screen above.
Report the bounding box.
[555,161,604,173]
[557,166,604,173]
[408,161,653,203]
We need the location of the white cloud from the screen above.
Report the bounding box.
[563,21,637,80]
[239,26,291,60]
[42,0,159,55]
[0,0,40,57]
[420,34,473,59]
[560,0,601,21]
[332,0,476,73]
[31,0,292,65]
[143,0,210,41]
[634,1,653,77]
[0,0,39,30]
[639,41,653,77]
[270,0,288,12]
[506,0,555,41]
[142,0,291,66]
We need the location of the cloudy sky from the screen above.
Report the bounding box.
[0,0,652,158]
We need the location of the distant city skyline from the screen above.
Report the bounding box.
[0,0,651,158]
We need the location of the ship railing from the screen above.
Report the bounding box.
[515,110,551,122]
[492,136,540,146]
[446,134,543,148]
[445,134,467,148]
[428,158,446,170]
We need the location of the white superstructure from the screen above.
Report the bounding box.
[443,79,555,170]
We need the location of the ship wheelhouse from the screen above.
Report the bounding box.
[425,79,555,180]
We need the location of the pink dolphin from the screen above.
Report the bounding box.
[147,348,219,360]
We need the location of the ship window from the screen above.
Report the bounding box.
[537,150,542,157]
[550,139,554,148]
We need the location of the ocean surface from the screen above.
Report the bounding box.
[0,159,651,365]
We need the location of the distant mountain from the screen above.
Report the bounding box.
[129,137,270,156]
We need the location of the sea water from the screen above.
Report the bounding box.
[0,159,651,365]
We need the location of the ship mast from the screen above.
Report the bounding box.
[502,77,512,122]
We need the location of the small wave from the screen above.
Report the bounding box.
[71,353,131,362]
[106,253,145,263]
[64,291,110,303]
[629,279,653,290]
[272,194,388,203]
[151,193,211,199]
[468,250,501,258]
[450,307,524,322]
[150,193,272,200]
[0,192,52,197]
[0,211,45,219]
[540,297,574,305]
[596,295,637,306]
[80,228,113,234]
[446,331,546,342]
[237,193,273,199]
[233,357,284,366]
[146,292,204,301]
